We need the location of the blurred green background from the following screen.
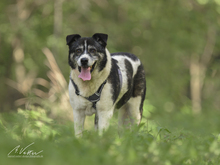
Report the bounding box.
[1,0,220,114]
[1,0,220,164]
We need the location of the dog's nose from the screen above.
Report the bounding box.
[81,58,88,66]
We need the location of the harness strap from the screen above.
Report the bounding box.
[70,76,107,109]
[70,68,122,109]
[85,80,107,109]
[70,78,80,95]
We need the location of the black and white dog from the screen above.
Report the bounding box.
[66,33,146,137]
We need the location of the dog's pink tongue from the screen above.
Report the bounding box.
[78,67,91,81]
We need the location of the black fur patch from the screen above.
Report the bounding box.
[108,59,121,103]
[132,64,146,115]
[132,64,146,97]
[68,53,77,69]
[124,59,133,89]
[140,87,146,117]
[116,59,134,109]
[98,53,107,72]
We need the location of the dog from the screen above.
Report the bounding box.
[66,33,146,137]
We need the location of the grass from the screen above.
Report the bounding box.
[1,105,220,165]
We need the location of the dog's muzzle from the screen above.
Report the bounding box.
[78,61,96,81]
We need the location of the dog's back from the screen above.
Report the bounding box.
[110,52,146,126]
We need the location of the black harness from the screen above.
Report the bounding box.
[70,69,122,110]
[70,77,107,109]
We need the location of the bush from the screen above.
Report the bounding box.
[1,107,220,165]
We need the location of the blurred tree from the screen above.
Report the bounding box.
[53,0,63,56]
[0,0,220,115]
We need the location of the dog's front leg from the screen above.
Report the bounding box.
[73,109,85,138]
[97,108,114,135]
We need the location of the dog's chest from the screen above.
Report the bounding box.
[84,105,96,116]
[69,87,96,116]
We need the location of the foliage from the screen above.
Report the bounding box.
[1,106,220,165]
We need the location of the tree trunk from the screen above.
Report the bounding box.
[190,54,202,114]
[190,26,216,114]
[53,0,63,56]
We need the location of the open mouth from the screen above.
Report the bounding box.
[78,62,96,81]
[78,62,96,73]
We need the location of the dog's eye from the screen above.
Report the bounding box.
[75,49,82,54]
[89,49,96,53]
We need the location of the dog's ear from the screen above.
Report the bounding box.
[92,33,108,47]
[66,34,81,46]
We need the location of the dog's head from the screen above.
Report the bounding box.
[66,33,108,81]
